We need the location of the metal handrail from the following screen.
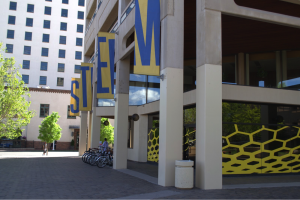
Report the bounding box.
[85,0,103,36]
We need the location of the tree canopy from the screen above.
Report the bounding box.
[38,112,62,143]
[0,43,35,139]
[100,118,114,144]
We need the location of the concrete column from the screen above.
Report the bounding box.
[158,0,184,187]
[79,111,88,156]
[196,3,222,190]
[113,57,130,169]
[91,113,101,148]
[237,53,245,85]
[87,112,92,149]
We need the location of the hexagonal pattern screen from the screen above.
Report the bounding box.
[223,124,300,174]
[147,128,159,162]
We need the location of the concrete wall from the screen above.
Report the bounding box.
[24,90,80,143]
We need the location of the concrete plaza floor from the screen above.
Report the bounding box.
[0,152,300,199]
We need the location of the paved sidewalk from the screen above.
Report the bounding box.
[0,155,299,199]
[0,151,79,158]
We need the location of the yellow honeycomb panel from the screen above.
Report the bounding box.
[223,125,300,174]
[147,128,159,162]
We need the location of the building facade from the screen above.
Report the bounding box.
[0,0,85,149]
[83,0,300,189]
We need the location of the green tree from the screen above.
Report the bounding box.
[100,118,114,144]
[38,112,62,155]
[0,43,35,139]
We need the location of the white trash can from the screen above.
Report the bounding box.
[175,160,194,189]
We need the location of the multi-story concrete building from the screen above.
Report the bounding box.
[0,0,86,149]
[83,0,300,190]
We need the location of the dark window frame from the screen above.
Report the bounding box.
[61,9,68,17]
[78,0,85,6]
[26,18,33,27]
[77,24,83,33]
[27,4,34,13]
[6,44,13,53]
[60,22,67,31]
[59,36,66,44]
[67,105,76,119]
[25,32,32,41]
[76,38,82,46]
[58,63,65,72]
[22,60,30,69]
[75,51,82,60]
[8,16,16,25]
[77,11,84,19]
[74,65,81,73]
[22,75,29,84]
[43,20,50,29]
[24,46,31,55]
[40,62,48,71]
[59,49,66,58]
[39,76,47,85]
[42,34,50,43]
[57,77,64,86]
[9,2,17,11]
[7,30,14,39]
[40,104,49,118]
[41,48,49,57]
[44,6,52,15]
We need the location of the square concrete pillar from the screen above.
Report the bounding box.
[91,112,101,148]
[158,0,184,187]
[113,58,130,169]
[79,111,88,156]
[196,5,222,190]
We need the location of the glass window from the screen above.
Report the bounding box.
[62,0,68,4]
[78,0,85,6]
[247,52,277,88]
[76,38,82,46]
[40,62,48,71]
[27,4,34,13]
[60,22,67,31]
[45,0,52,2]
[77,24,83,33]
[222,56,237,85]
[25,32,32,41]
[78,11,84,19]
[59,36,66,44]
[75,51,82,60]
[39,76,47,85]
[147,76,160,103]
[24,46,31,55]
[41,48,49,57]
[8,16,16,25]
[58,63,65,72]
[42,34,49,43]
[6,44,13,53]
[44,20,50,29]
[59,49,65,58]
[61,9,68,17]
[40,104,49,118]
[44,6,51,15]
[57,77,64,86]
[284,50,300,90]
[9,2,17,10]
[74,65,81,73]
[7,30,14,39]
[67,105,76,119]
[26,18,33,27]
[22,75,29,84]
[129,73,147,105]
[23,60,30,69]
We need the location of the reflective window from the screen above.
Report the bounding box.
[41,48,49,57]
[78,0,85,6]
[75,51,82,60]
[77,24,83,33]
[58,63,65,72]
[40,104,49,118]
[44,20,50,29]
[8,16,16,25]
[67,105,76,119]
[42,34,49,43]
[283,50,300,90]
[247,52,277,88]
[9,2,17,10]
[6,44,13,53]
[27,4,34,13]
[26,18,33,27]
[222,56,236,85]
[25,32,32,41]
[74,65,81,73]
[60,22,67,31]
[57,77,64,86]
[78,11,84,19]
[22,75,29,84]
[24,46,31,55]
[76,38,82,46]
[39,76,47,85]
[59,36,66,44]
[40,62,48,71]
[62,0,68,4]
[7,30,14,39]
[59,49,65,58]
[61,9,68,17]
[147,76,160,103]
[129,74,147,105]
[23,60,30,69]
[44,6,51,15]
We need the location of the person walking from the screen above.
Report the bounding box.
[42,143,47,156]
[102,138,108,151]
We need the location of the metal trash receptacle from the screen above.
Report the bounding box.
[175,160,194,189]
